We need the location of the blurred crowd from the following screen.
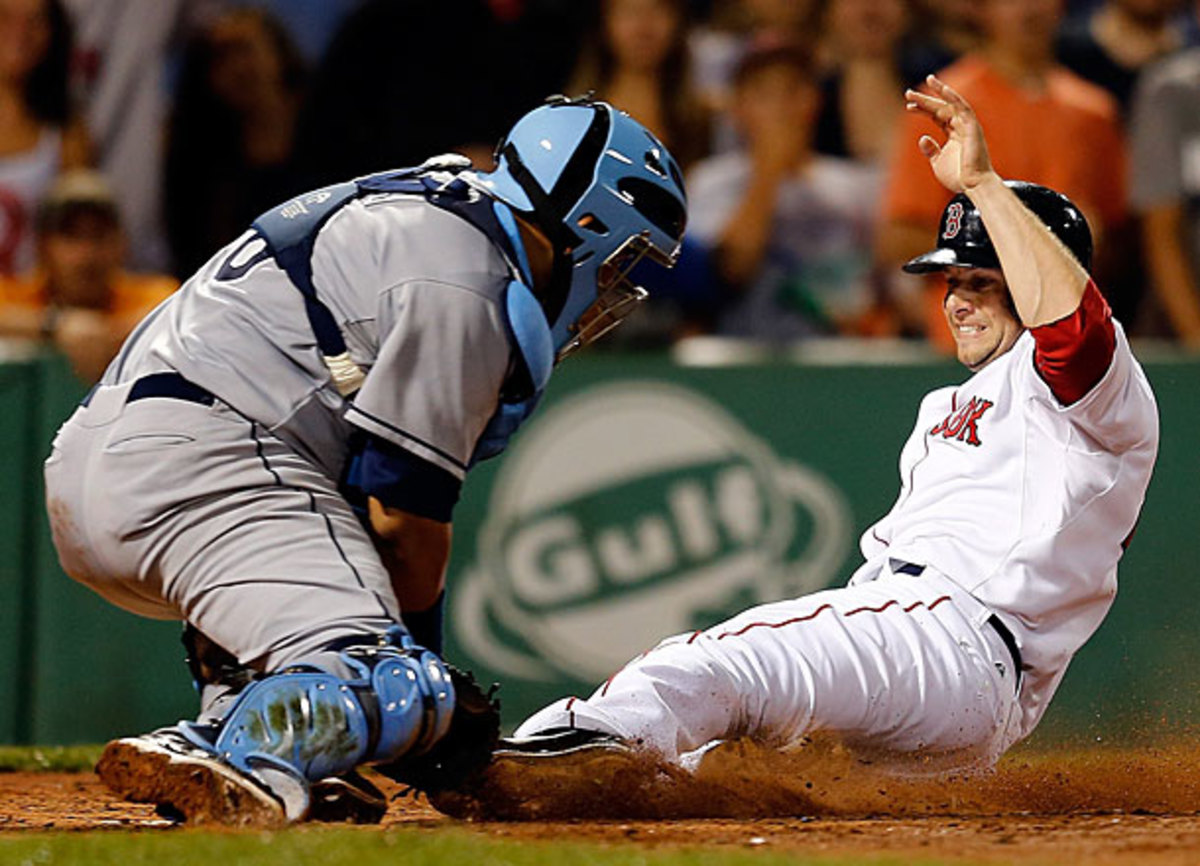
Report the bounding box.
[3,0,1200,382]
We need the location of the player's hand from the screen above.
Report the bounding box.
[905,75,997,195]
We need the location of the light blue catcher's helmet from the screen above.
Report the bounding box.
[477,95,688,361]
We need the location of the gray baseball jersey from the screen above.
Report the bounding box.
[107,190,515,480]
[46,186,521,692]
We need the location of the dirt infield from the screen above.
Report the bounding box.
[3,744,1200,865]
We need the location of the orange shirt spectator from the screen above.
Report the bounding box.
[0,268,176,383]
[882,55,1126,347]
[885,56,1125,233]
[0,267,175,322]
[0,170,177,381]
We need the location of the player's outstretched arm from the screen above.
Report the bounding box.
[906,75,1089,327]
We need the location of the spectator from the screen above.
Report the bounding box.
[164,6,307,279]
[1129,11,1200,348]
[0,170,177,381]
[690,0,821,154]
[687,39,888,341]
[738,0,818,38]
[876,0,1127,345]
[908,0,982,60]
[815,0,948,163]
[239,0,364,65]
[0,0,89,276]
[294,0,583,187]
[568,0,711,169]
[63,0,220,273]
[1054,0,1183,331]
[1056,0,1185,114]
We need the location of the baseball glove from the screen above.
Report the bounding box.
[374,665,500,794]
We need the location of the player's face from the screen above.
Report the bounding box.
[943,267,1023,371]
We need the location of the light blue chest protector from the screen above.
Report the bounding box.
[237,161,554,465]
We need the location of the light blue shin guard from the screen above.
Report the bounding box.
[191,636,456,820]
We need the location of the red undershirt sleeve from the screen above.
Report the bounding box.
[1030,281,1117,406]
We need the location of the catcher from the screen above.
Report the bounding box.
[43,96,687,826]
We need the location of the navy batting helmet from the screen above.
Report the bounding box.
[903,181,1092,275]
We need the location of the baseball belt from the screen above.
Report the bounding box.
[894,561,1023,690]
[125,372,215,406]
[81,371,216,409]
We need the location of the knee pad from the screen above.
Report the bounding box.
[210,639,456,789]
[339,641,456,760]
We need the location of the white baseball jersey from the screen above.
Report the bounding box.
[515,282,1159,769]
[852,285,1159,738]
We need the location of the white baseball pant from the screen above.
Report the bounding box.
[515,567,1022,771]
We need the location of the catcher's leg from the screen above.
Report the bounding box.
[178,624,389,824]
[97,627,455,824]
[52,393,498,822]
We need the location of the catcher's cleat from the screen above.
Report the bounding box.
[428,727,682,821]
[96,727,288,828]
[308,770,389,824]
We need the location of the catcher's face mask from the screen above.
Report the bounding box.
[481,97,687,362]
[557,231,669,362]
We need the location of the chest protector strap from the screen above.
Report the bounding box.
[251,182,365,394]
[248,160,553,460]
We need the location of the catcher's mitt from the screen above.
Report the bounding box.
[374,665,500,794]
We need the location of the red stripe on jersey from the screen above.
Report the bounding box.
[600,648,653,696]
[1030,281,1116,406]
[713,595,952,640]
[594,596,954,692]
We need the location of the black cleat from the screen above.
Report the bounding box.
[428,727,683,821]
[493,727,637,759]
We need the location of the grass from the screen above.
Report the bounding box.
[0,744,102,772]
[0,826,949,866]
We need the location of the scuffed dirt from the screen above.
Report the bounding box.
[430,737,1200,822]
[3,744,1200,865]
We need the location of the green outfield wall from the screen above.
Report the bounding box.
[1,344,1197,747]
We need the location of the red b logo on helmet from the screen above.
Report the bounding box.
[943,202,964,239]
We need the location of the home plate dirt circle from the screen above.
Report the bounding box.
[2,743,1199,865]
